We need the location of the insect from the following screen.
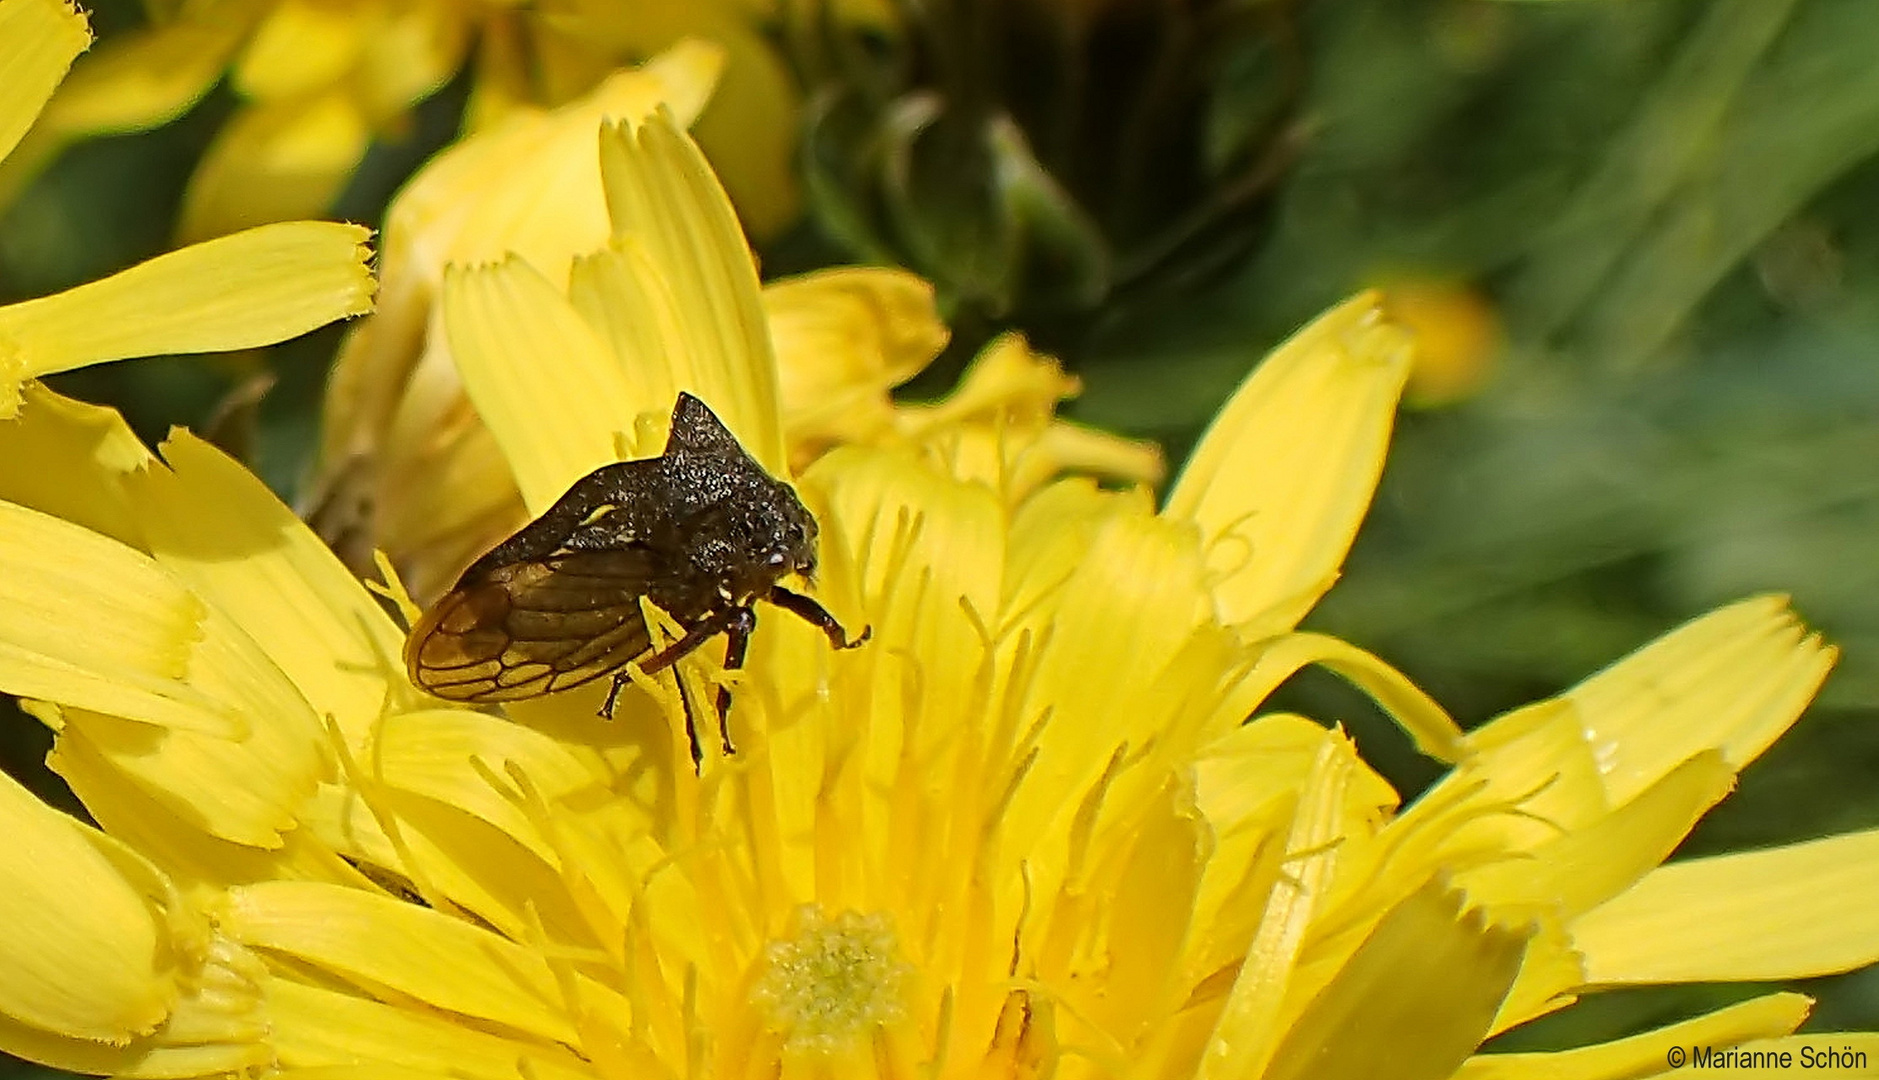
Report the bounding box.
[404,392,869,766]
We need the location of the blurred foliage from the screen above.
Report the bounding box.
[3,0,1879,1061]
[794,0,1307,336]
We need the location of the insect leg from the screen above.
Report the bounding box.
[599,673,629,719]
[640,608,736,674]
[675,677,705,771]
[767,586,871,649]
[597,604,725,721]
[639,608,735,771]
[716,605,757,756]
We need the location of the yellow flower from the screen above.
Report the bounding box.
[0,0,374,416]
[311,71,1156,604]
[0,0,809,242]
[0,108,1876,1080]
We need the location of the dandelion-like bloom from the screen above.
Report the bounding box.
[0,0,374,415]
[2,90,1879,1080]
[0,0,819,242]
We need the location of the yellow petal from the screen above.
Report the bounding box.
[687,20,803,238]
[232,0,365,100]
[800,445,1002,674]
[296,780,598,950]
[1003,476,1131,616]
[372,708,616,866]
[1560,594,1834,805]
[597,111,786,473]
[1163,291,1411,635]
[1032,418,1166,490]
[1455,750,1732,917]
[1182,717,1381,1034]
[1003,507,1223,856]
[1199,731,1360,1080]
[223,881,579,1044]
[1263,885,1528,1080]
[0,221,374,412]
[1408,699,1611,860]
[1224,630,1466,763]
[320,42,723,565]
[889,333,1167,501]
[1573,828,1879,984]
[47,722,319,897]
[1087,778,1208,1038]
[265,978,592,1080]
[1458,992,1812,1080]
[440,255,635,513]
[0,500,239,735]
[371,389,524,602]
[0,384,150,547]
[125,431,406,744]
[0,932,272,1079]
[369,41,721,291]
[562,243,707,453]
[0,0,89,165]
[177,93,370,241]
[1407,596,1836,870]
[1195,714,1400,837]
[55,638,324,848]
[764,267,946,459]
[0,1008,262,1080]
[273,1071,460,1080]
[37,16,245,135]
[1487,913,1584,1035]
[356,0,473,116]
[0,769,169,1044]
[542,2,799,237]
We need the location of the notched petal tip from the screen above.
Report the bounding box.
[0,0,93,166]
[1563,593,1837,805]
[0,220,379,384]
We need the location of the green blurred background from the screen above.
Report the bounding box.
[3,0,1878,1069]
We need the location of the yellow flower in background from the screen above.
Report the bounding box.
[0,0,810,243]
[313,60,1157,603]
[0,103,1876,1079]
[1370,274,1504,408]
[0,0,374,415]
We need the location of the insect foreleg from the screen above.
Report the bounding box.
[767,585,871,650]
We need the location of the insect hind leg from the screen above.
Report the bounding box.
[715,605,757,757]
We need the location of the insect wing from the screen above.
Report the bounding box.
[405,547,662,702]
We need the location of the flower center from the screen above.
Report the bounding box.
[751,905,912,1052]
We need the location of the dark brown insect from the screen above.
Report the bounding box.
[404,393,868,766]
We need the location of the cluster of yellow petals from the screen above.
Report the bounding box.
[0,0,813,241]
[0,3,1877,1079]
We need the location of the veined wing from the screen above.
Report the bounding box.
[405,547,661,702]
